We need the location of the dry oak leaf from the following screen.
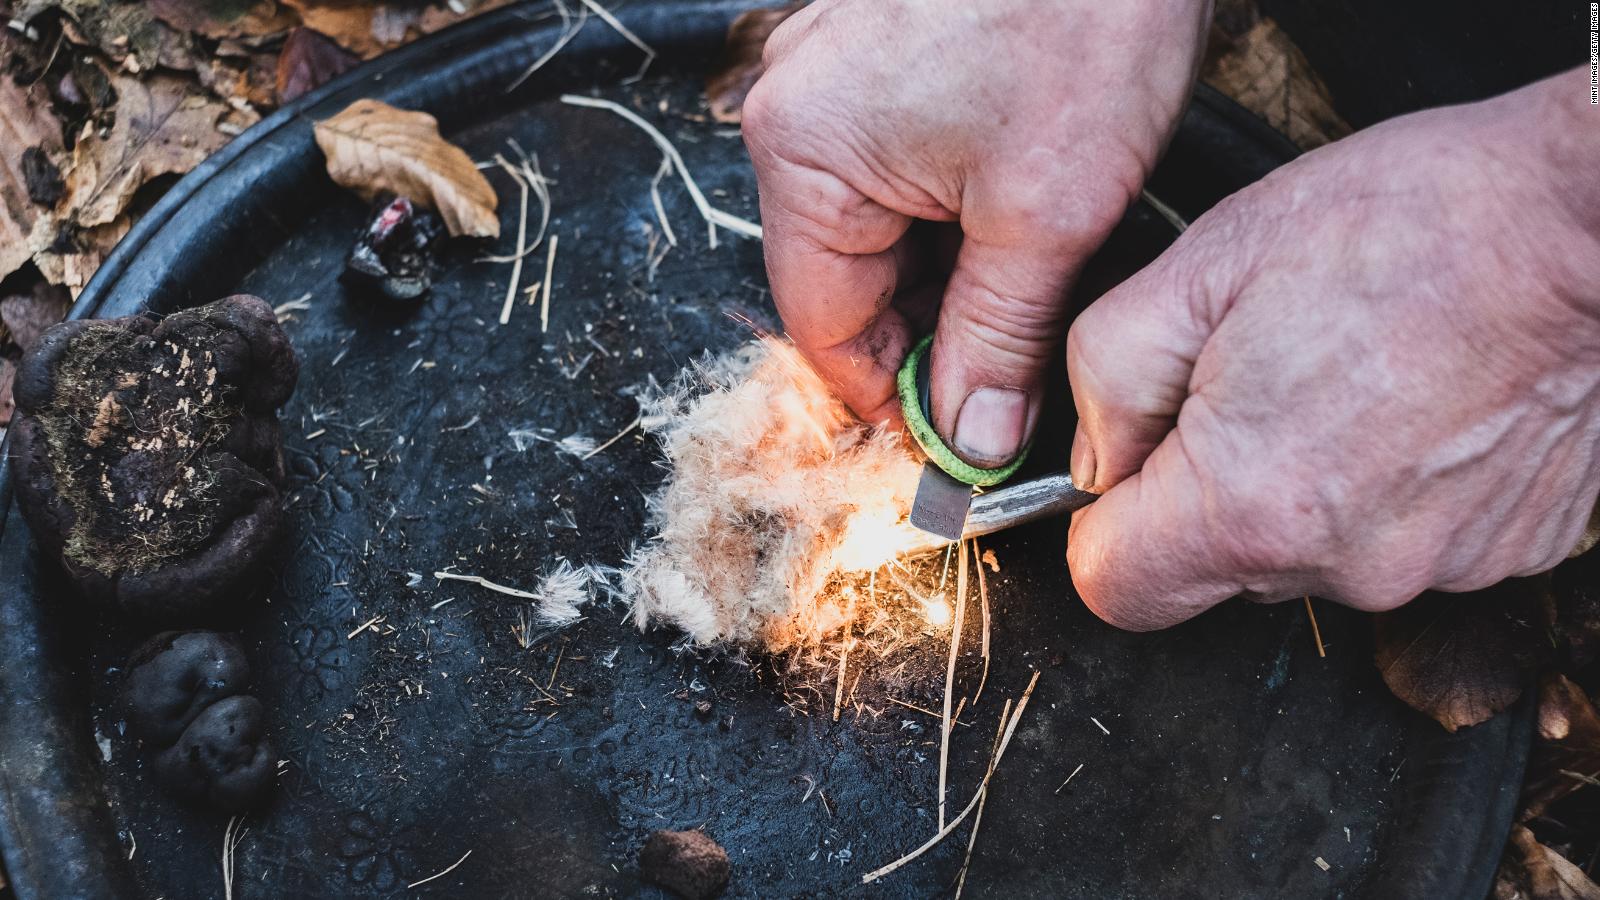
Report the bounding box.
[28,214,132,296]
[705,2,805,123]
[313,99,498,238]
[61,73,245,230]
[275,27,359,104]
[147,0,299,42]
[1522,674,1600,821]
[0,73,67,283]
[1374,579,1549,732]
[1495,825,1600,900]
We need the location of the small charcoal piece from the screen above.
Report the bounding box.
[638,829,731,900]
[21,146,64,206]
[9,295,298,623]
[123,631,251,746]
[153,695,276,814]
[344,195,446,301]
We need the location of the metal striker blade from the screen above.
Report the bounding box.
[909,463,973,542]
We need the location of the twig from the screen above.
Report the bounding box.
[972,538,992,705]
[434,570,539,600]
[577,0,657,81]
[407,850,473,889]
[540,234,559,332]
[648,155,678,247]
[862,670,1041,884]
[955,703,1011,898]
[348,615,384,639]
[1304,596,1326,658]
[558,95,763,241]
[506,0,588,92]
[496,156,530,326]
[580,413,640,460]
[937,539,970,830]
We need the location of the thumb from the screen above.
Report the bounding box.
[1064,247,1221,493]
[927,236,1083,468]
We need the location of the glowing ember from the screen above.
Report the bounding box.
[922,596,952,628]
[619,338,927,649]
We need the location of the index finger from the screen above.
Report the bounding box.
[745,135,915,424]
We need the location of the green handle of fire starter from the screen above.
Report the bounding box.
[896,334,1030,488]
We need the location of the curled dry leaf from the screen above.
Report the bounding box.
[280,0,512,60]
[0,72,66,283]
[275,27,359,104]
[1522,674,1600,821]
[1495,825,1600,900]
[61,73,247,230]
[1373,579,1550,732]
[705,2,805,124]
[313,99,499,238]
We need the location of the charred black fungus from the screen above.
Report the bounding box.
[344,195,446,301]
[153,695,276,813]
[9,295,298,624]
[123,631,251,746]
[639,829,731,899]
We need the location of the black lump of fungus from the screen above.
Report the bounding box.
[122,631,251,747]
[343,195,446,302]
[8,295,298,624]
[638,829,731,899]
[154,695,276,814]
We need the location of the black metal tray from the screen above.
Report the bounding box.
[0,2,1530,897]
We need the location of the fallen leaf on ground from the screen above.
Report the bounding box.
[1522,674,1600,821]
[29,215,131,296]
[197,46,280,111]
[1201,15,1351,150]
[1374,579,1550,732]
[0,72,67,283]
[280,0,418,59]
[18,0,199,74]
[1,281,71,354]
[60,72,246,230]
[1495,825,1600,900]
[147,0,298,42]
[704,1,804,123]
[0,357,15,427]
[313,98,498,238]
[275,27,359,103]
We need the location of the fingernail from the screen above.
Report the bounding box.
[952,387,1029,466]
[1070,422,1096,491]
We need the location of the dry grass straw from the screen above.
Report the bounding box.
[862,670,1041,885]
[558,95,762,244]
[937,539,969,830]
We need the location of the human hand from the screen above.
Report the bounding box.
[1065,68,1600,630]
[742,0,1211,466]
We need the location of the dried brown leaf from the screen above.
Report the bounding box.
[17,0,199,73]
[29,215,131,296]
[0,73,67,283]
[275,27,359,104]
[147,0,298,42]
[1522,674,1600,821]
[313,98,498,238]
[1,282,71,354]
[0,357,16,428]
[1374,579,1550,732]
[196,48,281,111]
[705,2,804,124]
[1497,825,1600,900]
[279,0,512,59]
[1201,17,1351,151]
[60,73,245,230]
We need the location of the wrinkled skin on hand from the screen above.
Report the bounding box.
[1066,69,1600,630]
[743,0,1211,467]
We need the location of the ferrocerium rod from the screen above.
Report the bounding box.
[898,471,1098,558]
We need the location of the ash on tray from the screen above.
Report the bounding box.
[607,338,924,650]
